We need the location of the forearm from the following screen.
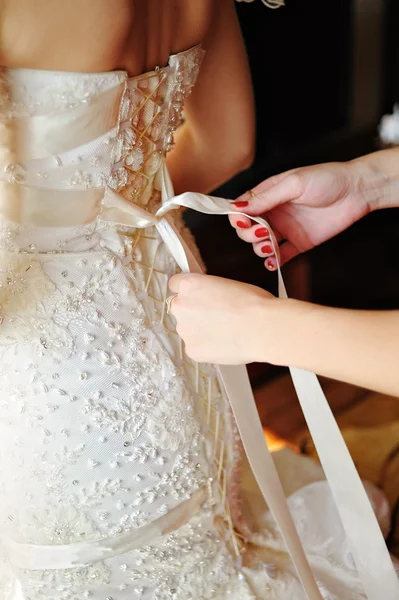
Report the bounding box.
[167,0,255,195]
[352,146,399,211]
[166,123,252,195]
[264,299,399,397]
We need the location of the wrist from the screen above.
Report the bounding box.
[256,297,311,366]
[351,148,399,212]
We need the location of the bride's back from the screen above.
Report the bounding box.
[0,0,255,195]
[0,0,215,74]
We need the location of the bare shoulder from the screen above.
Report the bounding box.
[0,0,135,71]
[173,0,217,49]
[0,0,218,73]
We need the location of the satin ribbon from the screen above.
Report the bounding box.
[99,162,399,600]
[3,486,207,570]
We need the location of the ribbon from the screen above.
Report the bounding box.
[3,487,207,570]
[99,162,399,599]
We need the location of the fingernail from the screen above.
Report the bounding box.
[235,192,250,203]
[237,220,250,229]
[232,201,249,208]
[266,258,277,271]
[261,244,273,254]
[255,227,269,238]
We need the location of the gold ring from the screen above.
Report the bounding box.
[249,190,257,199]
[165,294,178,314]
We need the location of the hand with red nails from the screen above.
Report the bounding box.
[168,273,283,365]
[229,149,399,269]
[168,147,399,396]
[168,271,399,396]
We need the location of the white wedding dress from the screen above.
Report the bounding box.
[0,46,394,600]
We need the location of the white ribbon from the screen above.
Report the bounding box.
[4,487,207,570]
[99,163,399,600]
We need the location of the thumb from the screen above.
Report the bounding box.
[236,171,302,216]
[168,273,207,294]
[168,273,190,293]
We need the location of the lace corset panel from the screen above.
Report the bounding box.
[109,47,205,207]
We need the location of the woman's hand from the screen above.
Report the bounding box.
[229,159,384,269]
[168,273,281,365]
[169,273,399,396]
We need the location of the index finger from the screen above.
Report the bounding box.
[236,170,299,215]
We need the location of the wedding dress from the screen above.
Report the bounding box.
[0,46,396,600]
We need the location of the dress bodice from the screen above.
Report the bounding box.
[0,46,204,230]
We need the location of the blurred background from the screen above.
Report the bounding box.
[184,0,399,553]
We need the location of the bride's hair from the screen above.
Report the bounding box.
[236,0,285,8]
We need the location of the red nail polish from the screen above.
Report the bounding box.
[255,227,269,238]
[266,259,276,271]
[237,221,250,229]
[261,244,273,254]
[233,201,249,208]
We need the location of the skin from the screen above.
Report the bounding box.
[0,0,255,193]
[170,147,399,397]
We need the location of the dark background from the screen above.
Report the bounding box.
[184,0,399,386]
